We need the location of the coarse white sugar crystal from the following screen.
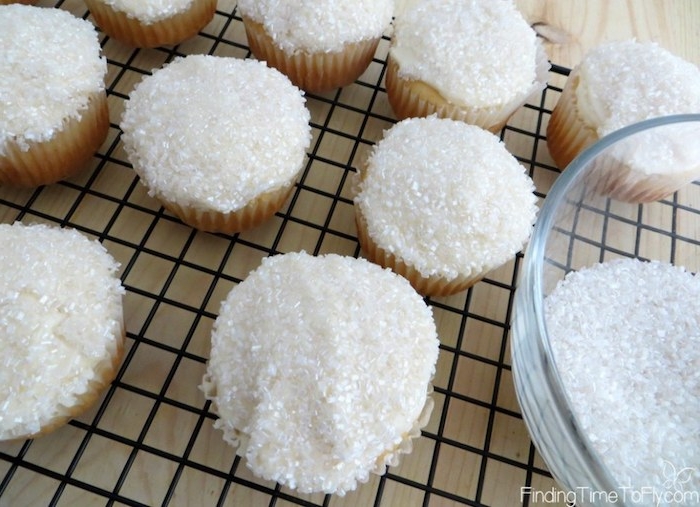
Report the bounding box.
[200,252,439,495]
[354,116,538,280]
[93,0,195,24]
[237,0,394,54]
[575,41,700,137]
[0,222,124,441]
[545,258,700,503]
[0,5,106,155]
[120,56,312,213]
[390,0,538,107]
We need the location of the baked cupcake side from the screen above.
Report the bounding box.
[0,222,125,441]
[387,0,549,132]
[0,5,108,187]
[120,56,312,234]
[200,252,439,496]
[354,116,538,297]
[237,0,394,93]
[84,0,217,48]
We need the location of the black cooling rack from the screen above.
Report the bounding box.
[0,1,572,505]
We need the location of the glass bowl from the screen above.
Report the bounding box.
[511,114,700,506]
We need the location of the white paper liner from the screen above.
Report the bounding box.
[84,0,216,47]
[586,123,700,203]
[546,68,600,169]
[242,17,381,93]
[158,181,296,234]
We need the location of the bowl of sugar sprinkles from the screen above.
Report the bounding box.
[511,114,700,507]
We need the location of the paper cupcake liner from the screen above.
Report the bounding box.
[242,17,380,93]
[0,91,109,187]
[546,69,600,169]
[385,40,550,133]
[371,385,435,473]
[158,182,296,234]
[84,0,216,48]
[588,158,697,203]
[585,130,700,203]
[354,206,484,297]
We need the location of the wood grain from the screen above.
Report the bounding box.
[516,0,700,66]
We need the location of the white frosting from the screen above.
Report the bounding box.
[0,222,124,441]
[575,41,700,137]
[200,252,439,495]
[606,122,700,176]
[120,56,311,213]
[237,0,394,54]
[546,258,700,497]
[390,0,539,108]
[0,5,107,156]
[354,116,538,280]
[93,0,196,24]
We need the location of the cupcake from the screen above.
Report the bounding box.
[0,222,125,441]
[84,0,217,48]
[200,251,439,495]
[120,55,312,234]
[237,0,394,93]
[0,4,109,187]
[547,41,700,202]
[354,116,538,297]
[386,0,548,132]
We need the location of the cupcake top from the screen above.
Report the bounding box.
[354,116,538,280]
[0,222,124,441]
[91,0,196,24]
[200,251,439,495]
[120,56,312,213]
[390,0,543,108]
[237,0,394,54]
[575,41,700,137]
[0,4,106,156]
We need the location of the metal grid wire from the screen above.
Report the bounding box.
[544,168,700,296]
[0,1,574,505]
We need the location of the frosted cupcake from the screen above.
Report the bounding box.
[0,222,125,441]
[237,0,394,93]
[354,116,538,297]
[0,5,108,187]
[386,0,548,132]
[84,0,217,48]
[547,41,700,201]
[201,252,439,495]
[120,56,311,234]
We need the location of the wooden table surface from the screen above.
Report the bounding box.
[0,1,697,506]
